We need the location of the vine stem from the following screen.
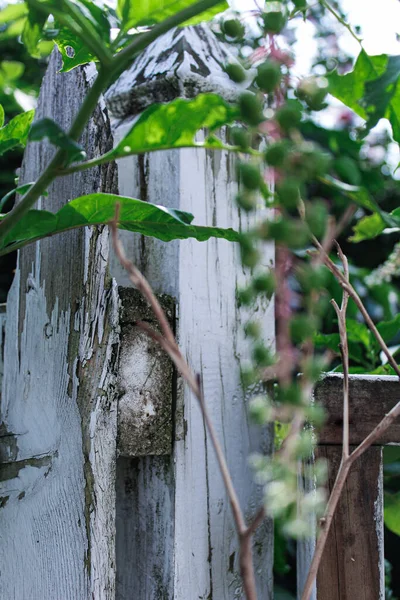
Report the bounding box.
[110,206,264,600]
[0,0,224,244]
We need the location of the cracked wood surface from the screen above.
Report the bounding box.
[108,27,274,597]
[0,51,119,600]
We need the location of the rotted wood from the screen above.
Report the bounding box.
[315,374,400,445]
[117,287,174,457]
[316,446,384,600]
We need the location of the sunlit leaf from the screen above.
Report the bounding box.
[363,55,400,143]
[0,105,4,129]
[0,2,28,25]
[93,94,238,165]
[22,5,48,58]
[55,27,96,72]
[0,193,239,254]
[117,0,228,31]
[29,118,86,163]
[328,51,388,120]
[0,109,35,156]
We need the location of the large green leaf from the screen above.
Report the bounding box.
[0,109,35,156]
[328,51,388,120]
[84,94,238,167]
[22,4,48,58]
[0,193,239,255]
[117,0,228,31]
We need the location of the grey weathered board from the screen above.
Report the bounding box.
[0,53,119,599]
[108,25,275,600]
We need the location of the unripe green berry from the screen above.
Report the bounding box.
[244,320,262,339]
[296,76,329,111]
[252,343,274,367]
[276,100,302,132]
[241,365,257,387]
[265,140,291,167]
[222,18,245,39]
[249,395,271,424]
[262,4,287,34]
[237,162,262,191]
[297,264,329,292]
[278,383,303,405]
[256,60,281,93]
[305,199,328,238]
[239,235,260,268]
[236,192,257,212]
[237,286,255,306]
[252,271,276,296]
[305,404,326,428]
[239,92,264,126]
[231,126,250,150]
[293,0,307,9]
[276,177,301,209]
[225,62,247,83]
[290,314,317,344]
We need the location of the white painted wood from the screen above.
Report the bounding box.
[108,25,275,599]
[0,52,119,599]
[106,24,241,119]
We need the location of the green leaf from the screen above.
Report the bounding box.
[0,105,4,129]
[0,193,239,254]
[328,51,388,120]
[0,60,25,82]
[97,94,238,163]
[55,27,96,72]
[117,0,228,31]
[350,212,386,243]
[385,491,400,536]
[363,55,400,144]
[22,4,48,58]
[377,314,400,344]
[29,118,86,163]
[0,2,28,25]
[0,109,35,156]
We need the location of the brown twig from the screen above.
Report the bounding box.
[110,207,264,600]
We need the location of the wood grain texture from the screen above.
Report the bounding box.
[316,446,384,600]
[105,24,239,119]
[315,374,400,445]
[109,79,274,600]
[0,52,119,599]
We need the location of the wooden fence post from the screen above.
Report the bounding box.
[298,374,400,599]
[0,24,275,600]
[0,54,119,599]
[107,24,275,600]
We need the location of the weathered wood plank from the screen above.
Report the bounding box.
[0,52,119,599]
[107,24,275,599]
[315,374,400,445]
[316,446,384,600]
